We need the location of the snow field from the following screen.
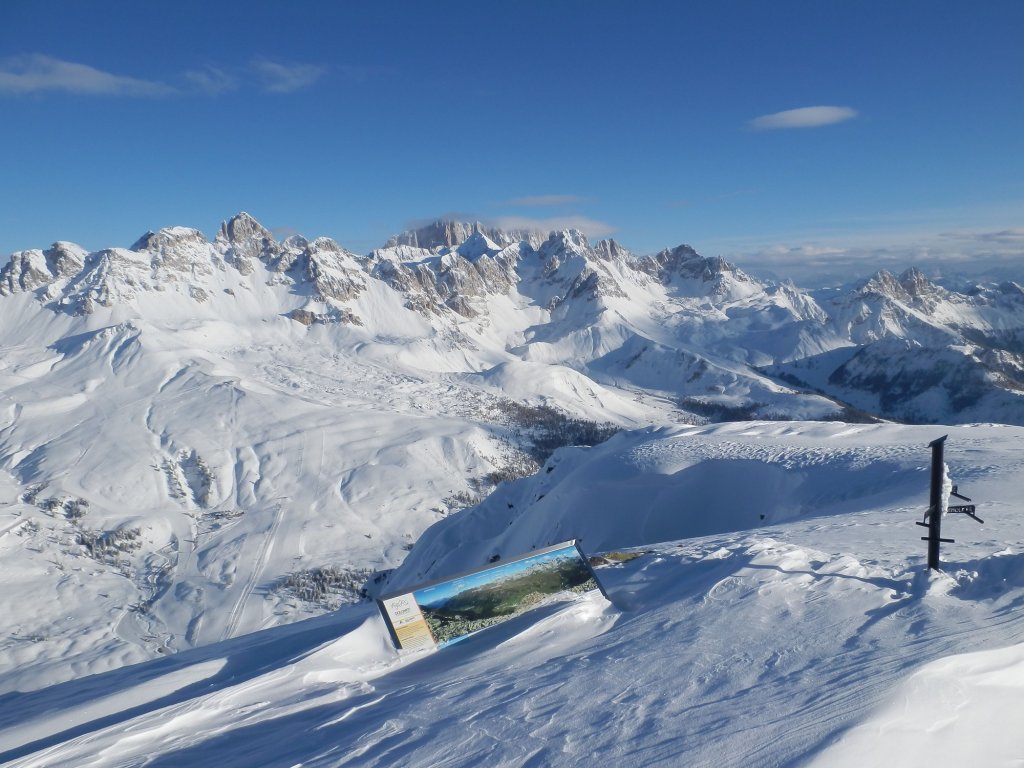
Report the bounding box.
[2,215,1023,765]
[2,421,1023,766]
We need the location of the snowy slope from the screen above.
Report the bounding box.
[1,422,1023,767]
[1,212,1021,704]
[0,216,656,691]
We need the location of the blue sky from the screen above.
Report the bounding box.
[1,1,1022,285]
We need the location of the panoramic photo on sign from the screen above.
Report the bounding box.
[378,541,604,650]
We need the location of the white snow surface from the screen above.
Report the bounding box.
[2,421,1024,767]
[2,215,1023,765]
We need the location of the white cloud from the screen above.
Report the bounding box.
[0,54,173,96]
[720,229,1024,287]
[184,66,238,95]
[251,58,325,93]
[491,215,616,239]
[505,195,587,207]
[749,106,857,130]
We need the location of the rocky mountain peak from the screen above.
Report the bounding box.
[299,237,366,305]
[635,246,756,300]
[280,234,309,251]
[539,229,591,258]
[592,238,631,262]
[454,231,502,261]
[130,227,208,253]
[216,212,280,275]
[897,267,934,296]
[650,244,699,268]
[859,270,904,299]
[305,236,346,256]
[43,241,86,279]
[386,220,544,251]
[859,268,945,306]
[648,244,717,277]
[0,250,49,295]
[218,212,273,246]
[386,220,487,250]
[126,227,215,292]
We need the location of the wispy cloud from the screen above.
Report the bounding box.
[719,227,1024,287]
[270,225,304,241]
[941,228,1024,245]
[184,65,238,96]
[0,54,173,96]
[492,215,616,239]
[749,106,857,130]
[251,58,325,93]
[504,194,588,207]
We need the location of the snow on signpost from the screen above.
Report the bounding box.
[917,436,983,570]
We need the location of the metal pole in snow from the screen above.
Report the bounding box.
[927,435,947,570]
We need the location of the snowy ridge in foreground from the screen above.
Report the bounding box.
[2,421,1023,767]
[811,641,1024,767]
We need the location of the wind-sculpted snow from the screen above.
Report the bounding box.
[388,422,1016,587]
[1,422,1023,767]
[810,640,1024,767]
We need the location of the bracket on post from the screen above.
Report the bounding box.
[947,485,984,524]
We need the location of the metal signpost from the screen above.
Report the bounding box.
[916,435,983,570]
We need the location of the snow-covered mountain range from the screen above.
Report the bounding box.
[4,213,1021,428]
[0,213,1021,708]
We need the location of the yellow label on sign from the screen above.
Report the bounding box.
[382,593,435,650]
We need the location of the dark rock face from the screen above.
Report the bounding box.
[287,307,362,326]
[45,242,85,279]
[302,238,366,303]
[0,242,88,296]
[0,250,52,295]
[217,212,281,275]
[386,220,543,250]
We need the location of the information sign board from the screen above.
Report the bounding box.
[378,540,604,650]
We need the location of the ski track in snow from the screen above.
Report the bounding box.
[221,501,285,643]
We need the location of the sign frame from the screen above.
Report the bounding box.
[377,539,606,651]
